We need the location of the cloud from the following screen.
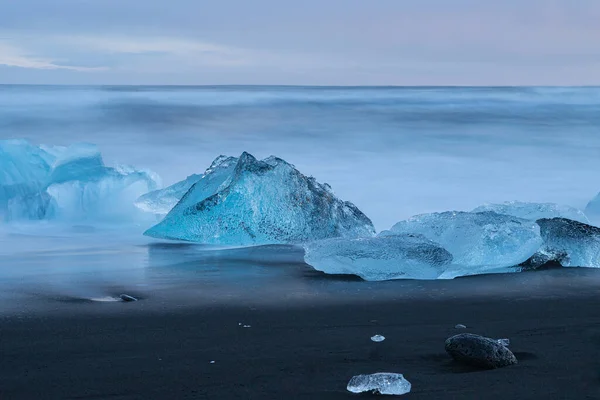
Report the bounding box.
[0,41,105,71]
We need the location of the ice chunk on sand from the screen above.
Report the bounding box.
[386,211,543,277]
[135,155,237,214]
[347,373,411,395]
[473,201,589,224]
[371,335,385,342]
[144,152,375,245]
[533,218,600,268]
[303,234,453,281]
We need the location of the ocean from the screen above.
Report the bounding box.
[1,85,600,311]
[2,85,599,231]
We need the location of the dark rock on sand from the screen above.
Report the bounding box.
[445,333,517,369]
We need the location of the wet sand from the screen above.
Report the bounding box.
[2,268,600,399]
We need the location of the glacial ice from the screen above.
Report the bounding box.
[303,234,453,281]
[385,211,543,277]
[144,152,375,245]
[534,218,600,268]
[347,373,411,395]
[0,140,158,223]
[472,201,589,224]
[371,335,385,342]
[135,155,237,214]
[584,193,600,225]
[0,140,53,221]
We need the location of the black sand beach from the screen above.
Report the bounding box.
[2,268,600,399]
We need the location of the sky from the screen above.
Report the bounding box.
[0,0,599,85]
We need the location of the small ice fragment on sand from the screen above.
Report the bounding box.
[243,325,251,328]
[496,338,510,347]
[455,324,467,329]
[347,373,411,395]
[89,296,120,302]
[238,323,242,326]
[210,361,215,364]
[120,294,138,302]
[371,334,385,342]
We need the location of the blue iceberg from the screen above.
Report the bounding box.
[144,152,375,245]
[0,140,159,222]
[472,201,589,224]
[384,211,543,276]
[303,234,453,281]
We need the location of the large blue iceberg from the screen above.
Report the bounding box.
[0,140,158,222]
[144,152,375,245]
[472,201,589,224]
[304,234,453,281]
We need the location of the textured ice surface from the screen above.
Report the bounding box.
[473,201,589,224]
[496,338,510,347]
[347,373,411,395]
[0,140,53,221]
[303,234,453,281]
[145,152,375,245]
[46,148,158,222]
[534,218,600,268]
[135,173,203,214]
[0,140,158,222]
[585,193,600,225]
[136,155,237,215]
[386,211,543,277]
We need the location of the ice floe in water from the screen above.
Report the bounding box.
[472,201,589,224]
[144,152,375,245]
[384,211,543,278]
[347,373,411,395]
[303,234,452,281]
[0,140,158,223]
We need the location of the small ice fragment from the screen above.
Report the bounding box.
[120,294,138,302]
[347,373,411,395]
[371,334,385,342]
[89,296,120,302]
[210,361,215,364]
[238,323,242,326]
[496,338,510,347]
[455,324,467,329]
[243,325,251,328]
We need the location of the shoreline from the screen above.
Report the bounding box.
[2,268,600,398]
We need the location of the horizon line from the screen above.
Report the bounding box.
[1,83,600,88]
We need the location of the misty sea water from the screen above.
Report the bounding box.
[1,85,600,310]
[2,85,600,229]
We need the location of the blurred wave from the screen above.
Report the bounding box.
[1,85,600,230]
